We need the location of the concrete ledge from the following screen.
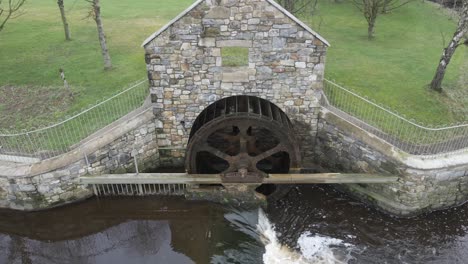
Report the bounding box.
[319,107,468,216]
[0,105,155,178]
[217,40,252,47]
[321,108,468,170]
[222,68,250,82]
[0,155,40,163]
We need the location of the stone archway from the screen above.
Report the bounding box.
[185,95,301,183]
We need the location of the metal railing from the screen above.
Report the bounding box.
[0,79,149,163]
[2,77,466,163]
[322,79,468,157]
[91,183,187,196]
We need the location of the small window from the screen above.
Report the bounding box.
[221,47,249,67]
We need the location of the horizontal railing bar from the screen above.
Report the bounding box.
[324,79,468,131]
[80,173,399,184]
[0,79,147,136]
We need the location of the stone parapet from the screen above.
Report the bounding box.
[315,109,468,216]
[0,107,161,211]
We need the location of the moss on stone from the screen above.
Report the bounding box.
[202,27,220,37]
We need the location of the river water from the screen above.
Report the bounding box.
[0,185,467,263]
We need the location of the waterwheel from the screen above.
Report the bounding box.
[185,95,301,183]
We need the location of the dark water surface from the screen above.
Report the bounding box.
[0,185,467,263]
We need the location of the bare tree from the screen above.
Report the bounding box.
[277,0,319,15]
[430,0,468,92]
[382,0,393,13]
[0,0,26,33]
[353,0,413,40]
[57,0,71,40]
[85,0,112,70]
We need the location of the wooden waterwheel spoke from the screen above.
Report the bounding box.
[198,145,232,162]
[237,123,251,136]
[236,123,251,153]
[186,95,300,178]
[213,131,238,142]
[253,143,286,164]
[239,137,248,153]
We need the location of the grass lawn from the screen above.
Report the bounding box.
[0,0,193,130]
[0,0,466,131]
[302,0,467,125]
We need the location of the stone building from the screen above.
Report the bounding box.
[1,0,467,216]
[142,0,329,166]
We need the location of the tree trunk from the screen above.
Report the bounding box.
[92,0,112,70]
[57,0,71,41]
[368,19,376,40]
[430,1,467,91]
[430,35,463,92]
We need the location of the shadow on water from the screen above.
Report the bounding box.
[0,197,264,264]
[0,185,467,263]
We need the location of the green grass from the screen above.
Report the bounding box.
[0,0,466,132]
[0,82,148,156]
[302,0,467,125]
[222,47,250,67]
[0,0,194,129]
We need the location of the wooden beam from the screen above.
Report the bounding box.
[264,173,399,184]
[80,173,398,185]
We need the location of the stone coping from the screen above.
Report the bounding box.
[0,105,155,178]
[142,0,330,47]
[321,108,468,171]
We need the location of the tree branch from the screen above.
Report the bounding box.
[385,0,414,12]
[0,0,26,33]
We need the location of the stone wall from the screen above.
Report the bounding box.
[0,108,161,210]
[144,0,328,165]
[315,109,468,216]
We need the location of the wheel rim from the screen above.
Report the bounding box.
[186,96,300,183]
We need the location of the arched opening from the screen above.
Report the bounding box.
[185,95,301,183]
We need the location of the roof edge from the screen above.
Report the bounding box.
[265,0,330,47]
[142,0,205,47]
[142,0,330,48]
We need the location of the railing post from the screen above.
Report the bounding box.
[82,147,90,168]
[132,148,139,175]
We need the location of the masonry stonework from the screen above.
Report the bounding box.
[0,116,160,210]
[143,0,328,165]
[315,110,468,216]
[2,0,466,217]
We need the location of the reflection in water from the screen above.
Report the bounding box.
[1,221,193,264]
[0,186,467,263]
[0,197,263,264]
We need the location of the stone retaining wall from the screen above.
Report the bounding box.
[315,109,468,216]
[0,109,161,210]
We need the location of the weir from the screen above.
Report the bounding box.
[80,173,398,196]
[80,173,398,197]
[80,173,399,185]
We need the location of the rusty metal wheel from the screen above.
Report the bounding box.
[186,95,301,183]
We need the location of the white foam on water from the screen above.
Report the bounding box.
[257,210,354,264]
[297,232,353,264]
